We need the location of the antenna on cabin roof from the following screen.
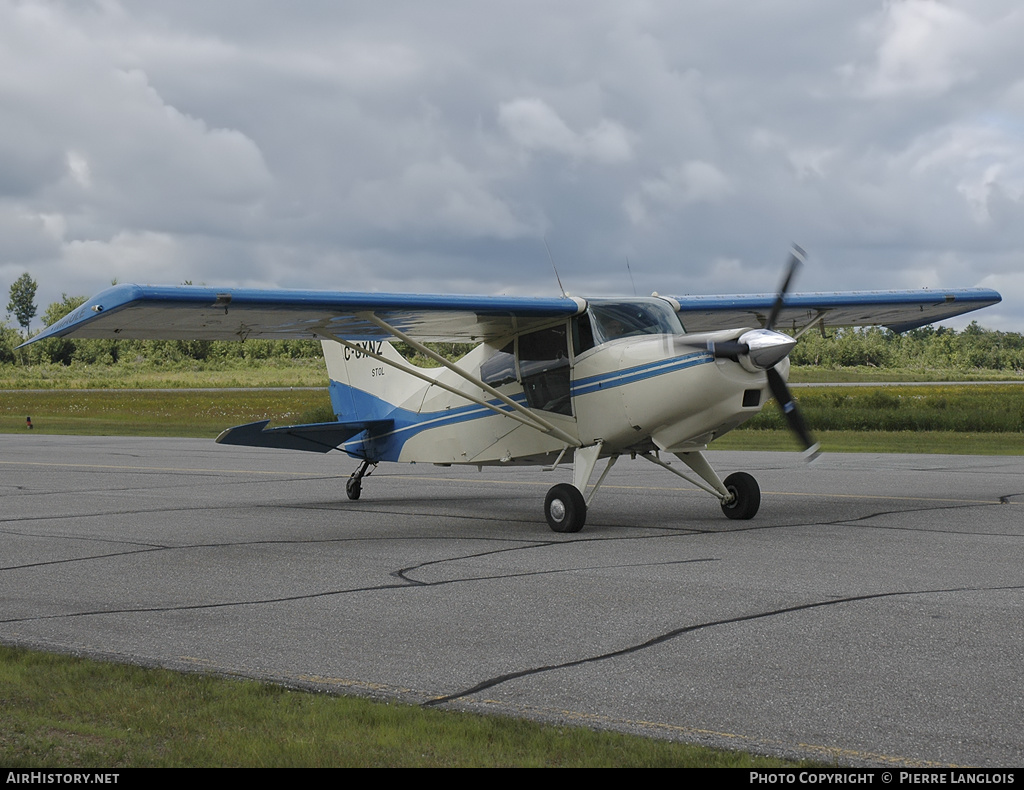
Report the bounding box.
[544,238,567,297]
[626,257,637,296]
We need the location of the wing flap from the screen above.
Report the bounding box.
[216,418,393,453]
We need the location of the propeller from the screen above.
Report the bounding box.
[765,244,805,333]
[762,244,819,460]
[766,365,819,460]
[685,245,820,461]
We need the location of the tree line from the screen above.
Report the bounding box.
[4,273,1024,372]
[788,321,1024,372]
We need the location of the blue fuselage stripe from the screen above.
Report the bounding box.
[572,352,711,396]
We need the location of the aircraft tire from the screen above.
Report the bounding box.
[545,483,587,533]
[720,472,760,520]
[345,478,362,501]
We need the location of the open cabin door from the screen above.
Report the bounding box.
[480,322,574,418]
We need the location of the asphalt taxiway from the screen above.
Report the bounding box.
[1,434,1022,766]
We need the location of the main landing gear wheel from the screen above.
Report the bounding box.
[720,472,760,520]
[545,483,587,533]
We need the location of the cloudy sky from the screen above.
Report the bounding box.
[2,0,1023,330]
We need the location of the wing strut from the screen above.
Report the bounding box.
[790,311,826,340]
[320,315,582,448]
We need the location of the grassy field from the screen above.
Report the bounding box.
[748,384,1024,433]
[788,366,1024,383]
[0,645,813,768]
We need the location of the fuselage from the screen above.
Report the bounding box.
[327,297,779,465]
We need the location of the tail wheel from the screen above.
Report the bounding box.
[721,472,760,520]
[345,459,374,501]
[545,483,587,533]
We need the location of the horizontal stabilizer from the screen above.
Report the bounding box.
[215,419,392,453]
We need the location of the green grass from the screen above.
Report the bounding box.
[746,384,1024,434]
[0,646,807,768]
[722,383,1024,454]
[788,366,1024,383]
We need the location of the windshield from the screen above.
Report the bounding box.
[588,299,683,345]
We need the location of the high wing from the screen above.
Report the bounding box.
[23,282,1001,346]
[672,288,1001,334]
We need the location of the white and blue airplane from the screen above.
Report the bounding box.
[26,250,1000,532]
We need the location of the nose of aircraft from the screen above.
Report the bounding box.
[738,328,797,370]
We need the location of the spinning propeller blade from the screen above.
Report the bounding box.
[764,244,818,460]
[767,366,820,461]
[765,244,805,332]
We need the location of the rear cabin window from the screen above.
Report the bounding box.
[480,341,516,388]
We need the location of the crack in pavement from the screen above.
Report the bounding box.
[395,554,716,585]
[0,530,570,572]
[0,539,718,623]
[424,582,1024,706]
[1,547,169,571]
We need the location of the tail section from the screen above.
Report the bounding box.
[321,339,430,421]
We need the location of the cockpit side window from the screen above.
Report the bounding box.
[589,300,683,345]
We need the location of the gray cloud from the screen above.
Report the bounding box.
[2,0,1022,329]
